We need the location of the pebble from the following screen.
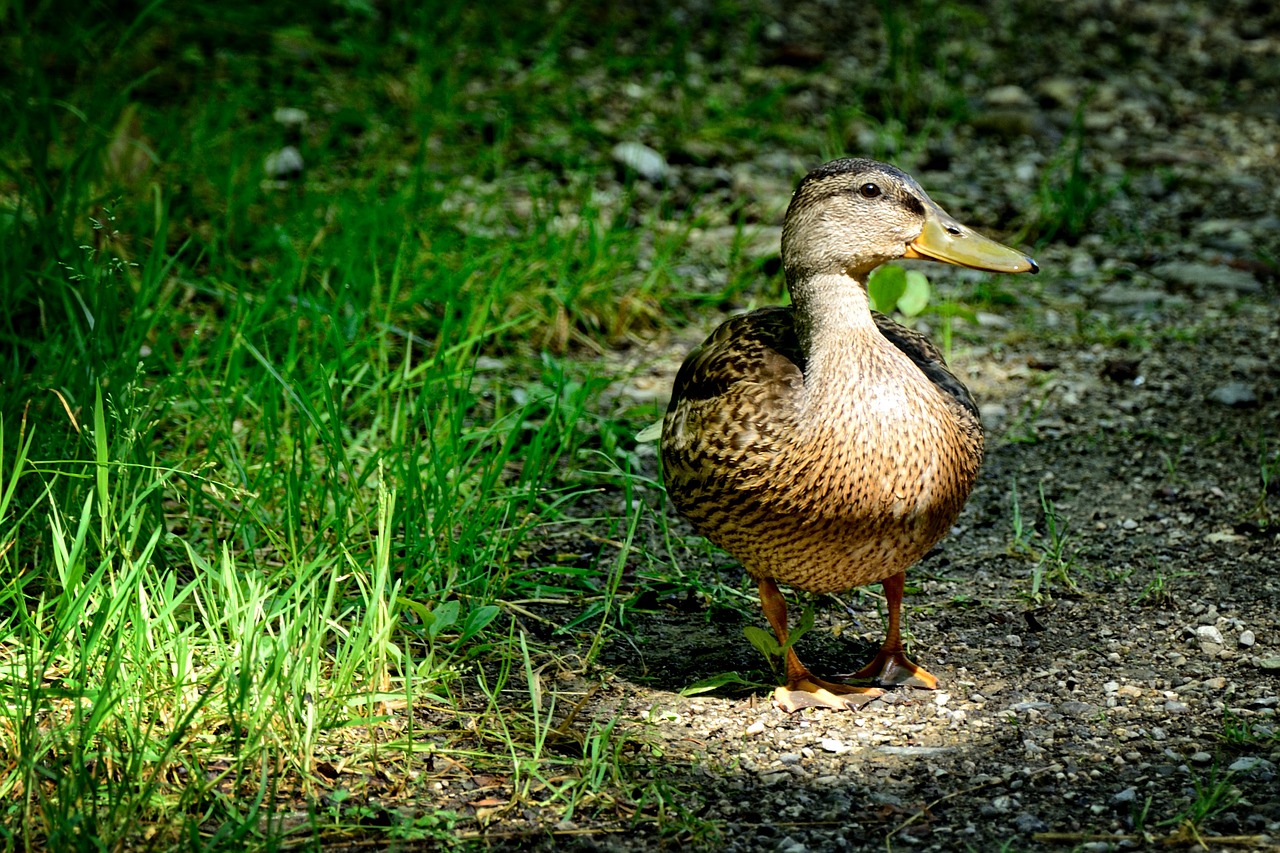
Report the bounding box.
[819,738,845,754]
[1060,701,1095,718]
[1190,751,1213,764]
[1151,261,1260,292]
[778,836,808,853]
[264,146,304,179]
[1228,757,1276,774]
[610,141,670,184]
[272,107,308,127]
[1196,626,1225,645]
[1258,657,1280,672]
[1208,382,1258,407]
[1013,812,1047,833]
[1164,701,1190,714]
[984,84,1034,107]
[746,720,766,736]
[1113,787,1137,803]
[1239,630,1256,647]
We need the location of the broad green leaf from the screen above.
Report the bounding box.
[458,605,500,643]
[428,600,460,639]
[898,270,931,316]
[867,264,907,313]
[744,625,782,659]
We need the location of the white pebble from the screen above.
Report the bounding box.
[1196,625,1225,645]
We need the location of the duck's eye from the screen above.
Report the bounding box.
[858,183,882,199]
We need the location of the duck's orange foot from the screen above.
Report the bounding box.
[844,647,938,690]
[773,676,885,713]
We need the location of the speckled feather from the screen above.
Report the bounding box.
[661,304,983,594]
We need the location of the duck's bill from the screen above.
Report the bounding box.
[903,214,1039,274]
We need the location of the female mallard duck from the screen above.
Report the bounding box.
[661,158,1037,712]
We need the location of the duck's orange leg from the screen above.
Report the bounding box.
[847,571,938,689]
[758,578,883,712]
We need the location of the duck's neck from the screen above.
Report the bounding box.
[790,271,882,389]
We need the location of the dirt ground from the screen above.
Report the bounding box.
[463,2,1280,850]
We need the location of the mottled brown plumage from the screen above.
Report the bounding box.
[661,158,1038,711]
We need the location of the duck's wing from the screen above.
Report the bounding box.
[872,311,979,419]
[661,306,805,495]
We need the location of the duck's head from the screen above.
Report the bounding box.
[780,158,1038,284]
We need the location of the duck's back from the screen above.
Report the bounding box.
[661,307,983,593]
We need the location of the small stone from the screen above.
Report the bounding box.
[1196,626,1225,645]
[1005,634,1023,647]
[1037,77,1079,107]
[934,692,951,706]
[777,752,802,765]
[1239,630,1256,647]
[1152,261,1260,292]
[1190,751,1213,765]
[272,107,309,127]
[610,141,670,184]
[985,84,1034,107]
[1228,757,1276,774]
[1011,701,1053,712]
[819,738,845,753]
[778,836,809,853]
[264,146,304,179]
[1259,656,1280,672]
[746,719,766,736]
[1013,812,1047,833]
[1095,286,1167,306]
[1164,701,1190,714]
[1113,787,1138,804]
[1208,382,1257,408]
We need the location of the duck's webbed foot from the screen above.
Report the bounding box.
[774,674,884,712]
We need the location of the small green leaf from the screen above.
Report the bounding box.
[744,625,782,659]
[458,605,499,643]
[428,600,460,639]
[897,270,931,317]
[867,265,907,313]
[779,605,815,654]
[679,671,761,696]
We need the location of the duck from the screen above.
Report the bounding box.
[660,158,1037,712]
